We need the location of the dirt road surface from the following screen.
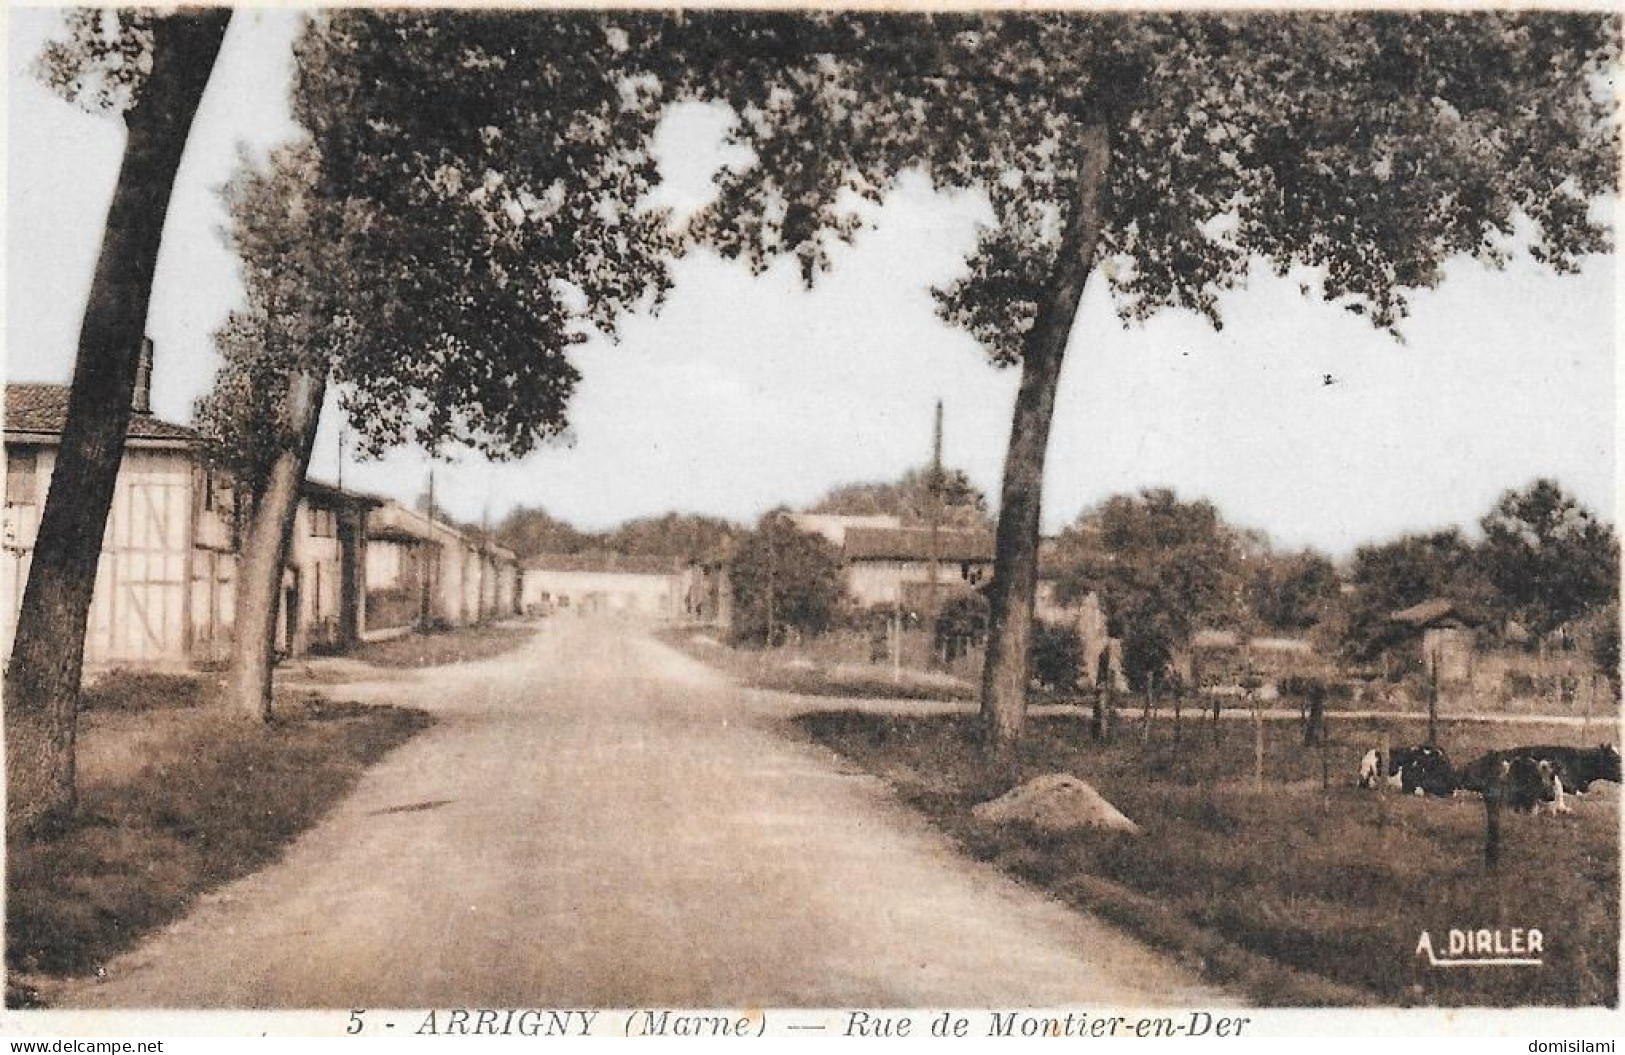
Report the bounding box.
[55,617,1224,1009]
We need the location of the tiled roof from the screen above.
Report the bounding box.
[4,383,198,443]
[302,477,385,508]
[524,551,685,576]
[842,526,995,563]
[1391,597,1478,627]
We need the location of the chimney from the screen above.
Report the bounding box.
[132,337,153,415]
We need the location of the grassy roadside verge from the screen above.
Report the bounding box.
[658,626,976,702]
[796,710,1619,1007]
[351,622,536,669]
[6,672,432,1008]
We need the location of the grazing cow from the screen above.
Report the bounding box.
[1357,745,1456,797]
[1461,744,1620,815]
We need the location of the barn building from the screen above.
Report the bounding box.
[522,552,686,618]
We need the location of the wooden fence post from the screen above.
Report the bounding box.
[1142,671,1154,746]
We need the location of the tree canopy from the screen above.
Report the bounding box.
[639,9,1618,751]
[288,10,679,460]
[729,512,847,646]
[807,466,990,529]
[1477,478,1618,639]
[1052,489,1248,689]
[653,11,1616,343]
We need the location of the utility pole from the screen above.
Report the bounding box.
[336,424,346,491]
[926,399,943,662]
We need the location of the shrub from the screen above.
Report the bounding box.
[1030,621,1082,692]
[934,592,989,662]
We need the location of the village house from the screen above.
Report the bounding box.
[280,479,381,656]
[3,359,490,670]
[2,366,239,668]
[481,540,522,621]
[839,524,995,610]
[521,552,686,618]
[364,500,440,639]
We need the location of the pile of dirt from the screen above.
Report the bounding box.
[972,773,1140,834]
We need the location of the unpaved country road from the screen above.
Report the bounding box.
[55,617,1224,1009]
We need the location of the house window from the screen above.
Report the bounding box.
[310,507,336,538]
[6,449,37,506]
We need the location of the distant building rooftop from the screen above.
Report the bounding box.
[302,477,384,509]
[5,383,198,444]
[1391,598,1481,628]
[842,526,995,563]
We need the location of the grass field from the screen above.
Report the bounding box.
[6,672,431,1007]
[661,627,977,701]
[796,709,1620,1007]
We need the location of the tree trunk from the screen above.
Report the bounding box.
[228,368,328,721]
[4,12,231,838]
[980,121,1112,761]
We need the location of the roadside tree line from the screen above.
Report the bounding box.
[7,10,1615,835]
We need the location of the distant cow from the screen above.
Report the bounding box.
[1460,744,1620,815]
[1458,752,1560,814]
[1358,745,1456,797]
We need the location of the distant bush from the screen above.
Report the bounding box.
[934,593,989,662]
[1030,621,1082,693]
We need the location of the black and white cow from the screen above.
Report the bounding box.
[1458,750,1565,814]
[1460,744,1620,815]
[1357,744,1456,797]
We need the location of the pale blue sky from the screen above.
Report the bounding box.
[6,8,1617,555]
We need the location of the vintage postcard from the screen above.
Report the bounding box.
[2,1,1620,1043]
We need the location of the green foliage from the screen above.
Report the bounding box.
[1477,479,1619,639]
[934,591,990,662]
[1052,489,1247,690]
[1029,621,1082,692]
[652,12,1616,353]
[1247,549,1340,632]
[493,507,596,559]
[729,512,847,646]
[259,11,680,461]
[602,513,738,561]
[1332,529,1486,667]
[1584,601,1621,689]
[193,146,345,496]
[809,466,991,529]
[34,9,155,114]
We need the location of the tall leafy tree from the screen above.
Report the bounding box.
[1477,478,1618,639]
[6,10,232,835]
[1053,489,1247,689]
[1332,528,1487,667]
[1247,548,1340,633]
[197,10,678,718]
[648,10,1617,756]
[729,512,847,646]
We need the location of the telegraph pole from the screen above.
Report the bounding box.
[926,399,944,661]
